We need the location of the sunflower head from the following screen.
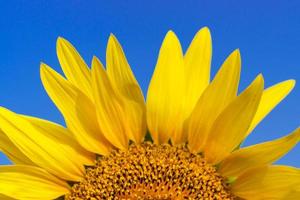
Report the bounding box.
[68,143,236,199]
[0,27,299,200]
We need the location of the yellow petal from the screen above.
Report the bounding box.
[22,115,95,166]
[0,130,34,165]
[146,31,185,144]
[0,194,16,200]
[106,34,145,102]
[0,165,69,200]
[106,34,146,143]
[56,37,93,98]
[219,128,300,177]
[204,75,264,164]
[232,165,300,200]
[282,185,300,199]
[282,191,300,199]
[188,50,241,153]
[40,63,112,155]
[122,98,147,143]
[91,56,128,150]
[247,79,295,136]
[0,107,85,181]
[183,27,212,116]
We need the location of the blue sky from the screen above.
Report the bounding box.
[0,1,299,166]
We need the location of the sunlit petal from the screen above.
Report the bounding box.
[0,165,69,200]
[204,75,264,164]
[56,37,92,98]
[232,165,300,200]
[40,63,112,155]
[219,128,300,177]
[188,50,241,153]
[91,57,129,150]
[146,31,185,144]
[106,35,146,143]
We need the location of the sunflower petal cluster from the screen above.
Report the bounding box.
[0,27,299,200]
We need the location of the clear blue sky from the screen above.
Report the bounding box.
[0,1,299,166]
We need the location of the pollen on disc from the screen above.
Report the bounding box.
[66,142,237,200]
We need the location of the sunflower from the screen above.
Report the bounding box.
[0,27,299,200]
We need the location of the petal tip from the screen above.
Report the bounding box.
[199,26,211,36]
[91,55,97,61]
[257,73,264,81]
[234,48,241,55]
[56,36,67,46]
[91,56,102,66]
[40,63,52,73]
[161,31,182,54]
[295,127,300,141]
[91,56,104,72]
[40,62,46,68]
[165,30,178,41]
[288,79,296,88]
[108,33,118,44]
[256,74,265,87]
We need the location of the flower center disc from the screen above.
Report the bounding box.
[66,142,236,200]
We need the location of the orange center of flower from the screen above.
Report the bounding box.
[66,142,237,200]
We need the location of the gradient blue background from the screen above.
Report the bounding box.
[0,1,299,166]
